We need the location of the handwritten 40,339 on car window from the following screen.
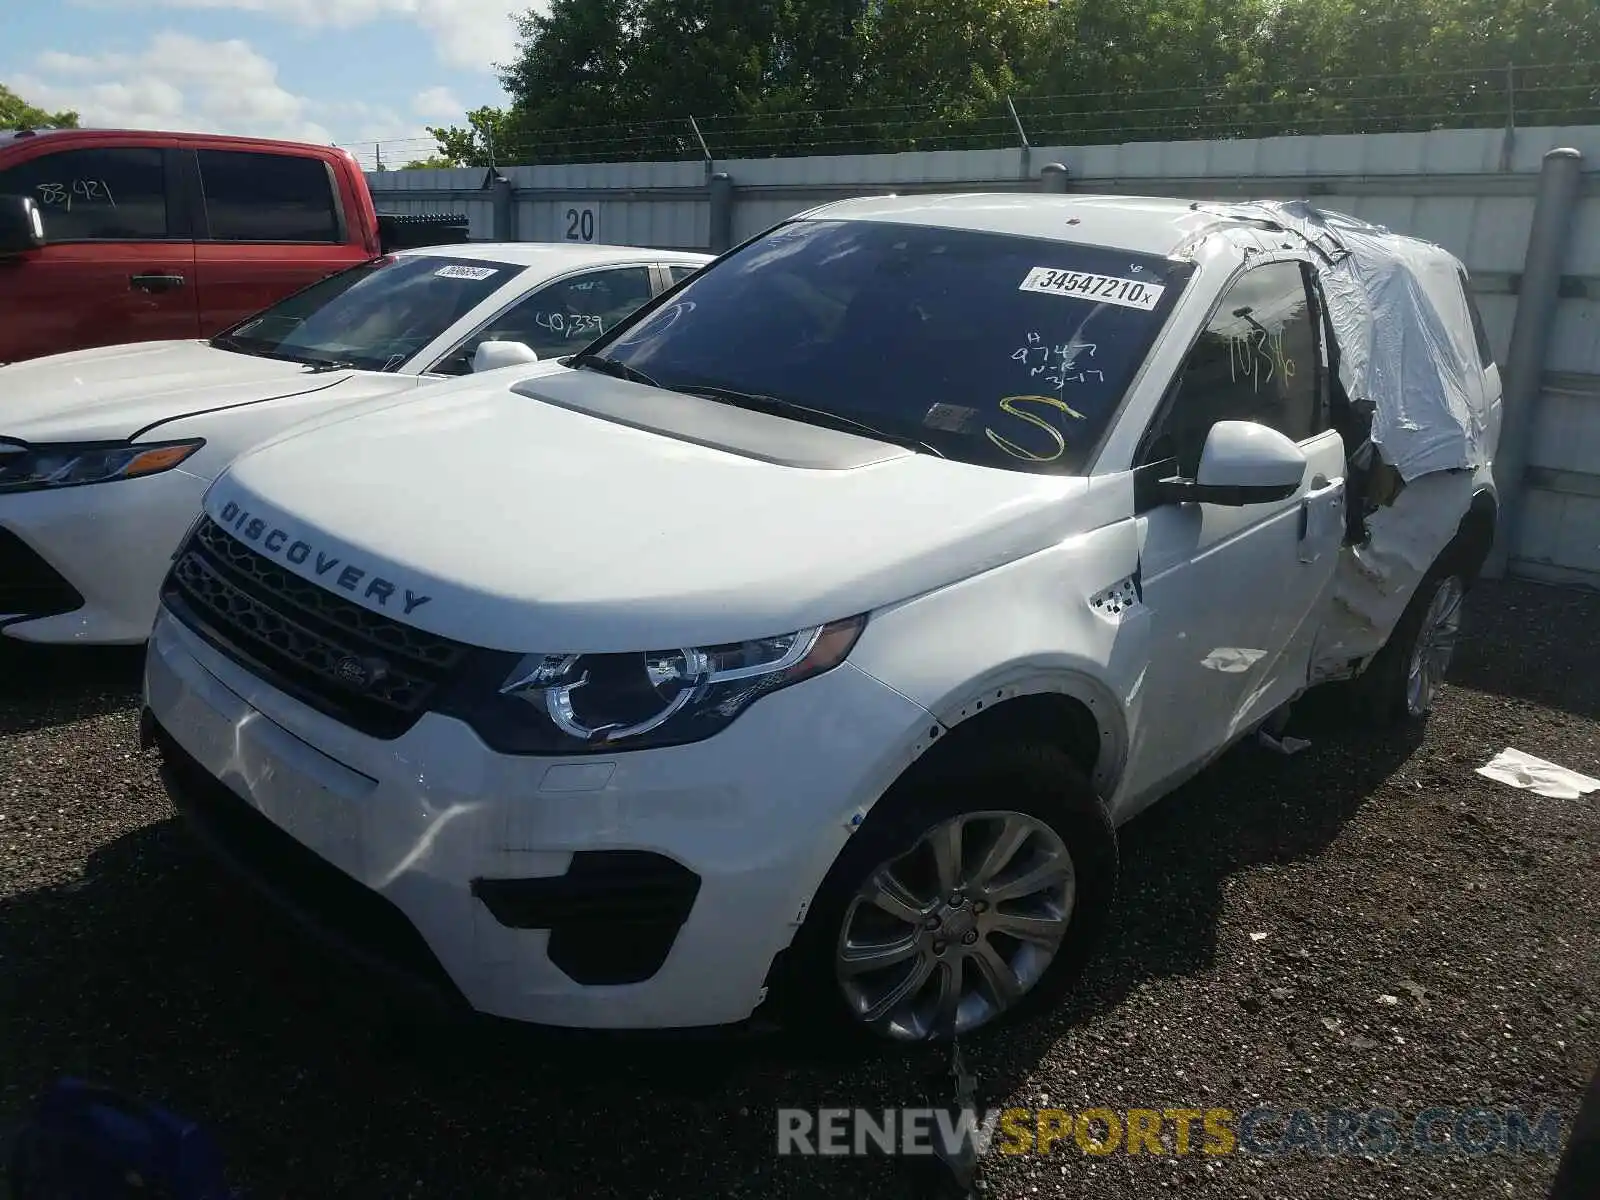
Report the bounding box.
[535,311,607,340]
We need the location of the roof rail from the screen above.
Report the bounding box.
[1180,200,1352,268]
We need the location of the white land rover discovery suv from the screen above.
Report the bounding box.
[141,194,1502,1047]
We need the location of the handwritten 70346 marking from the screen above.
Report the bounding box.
[1227,326,1297,393]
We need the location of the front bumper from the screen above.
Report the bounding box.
[0,470,210,644]
[0,526,83,628]
[143,607,934,1030]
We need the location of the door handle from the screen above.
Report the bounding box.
[1304,475,1345,501]
[1298,475,1346,562]
[130,272,186,293]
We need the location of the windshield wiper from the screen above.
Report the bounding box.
[573,354,663,389]
[210,332,265,356]
[296,353,359,373]
[678,386,946,458]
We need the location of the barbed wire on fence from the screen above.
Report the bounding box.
[338,61,1600,171]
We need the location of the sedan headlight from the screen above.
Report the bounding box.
[437,615,868,755]
[0,438,205,495]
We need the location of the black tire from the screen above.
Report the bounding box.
[1349,561,1467,727]
[770,740,1118,1052]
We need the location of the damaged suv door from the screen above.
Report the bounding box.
[1121,258,1347,803]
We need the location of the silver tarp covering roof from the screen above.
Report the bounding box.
[1218,200,1492,483]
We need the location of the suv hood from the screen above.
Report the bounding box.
[208,369,1109,652]
[0,339,382,442]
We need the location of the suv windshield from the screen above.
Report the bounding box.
[212,254,521,372]
[584,218,1191,473]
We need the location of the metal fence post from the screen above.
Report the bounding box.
[1499,62,1517,172]
[489,172,516,241]
[708,171,735,254]
[1007,95,1031,180]
[1040,163,1070,193]
[1482,146,1584,580]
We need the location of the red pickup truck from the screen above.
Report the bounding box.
[0,128,460,365]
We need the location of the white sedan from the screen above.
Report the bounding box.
[0,242,711,645]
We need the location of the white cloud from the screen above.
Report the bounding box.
[412,86,464,120]
[16,34,333,142]
[69,0,529,72]
[14,32,433,157]
[35,51,103,75]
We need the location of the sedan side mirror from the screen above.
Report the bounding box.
[0,195,46,256]
[1150,420,1307,507]
[472,340,540,373]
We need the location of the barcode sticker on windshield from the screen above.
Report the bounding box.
[1019,267,1165,311]
[434,265,499,281]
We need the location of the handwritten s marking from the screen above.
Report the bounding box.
[984,395,1088,463]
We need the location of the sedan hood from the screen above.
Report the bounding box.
[210,368,1109,652]
[0,340,362,442]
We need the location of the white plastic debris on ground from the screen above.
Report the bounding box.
[1257,729,1313,755]
[1477,748,1600,800]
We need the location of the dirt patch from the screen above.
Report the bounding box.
[1,580,1595,1198]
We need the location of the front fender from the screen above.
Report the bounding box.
[847,509,1149,810]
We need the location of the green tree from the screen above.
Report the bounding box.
[496,0,639,157]
[489,0,1600,162]
[0,84,79,131]
[1256,0,1600,134]
[402,154,457,169]
[760,0,873,110]
[426,106,515,166]
[851,0,1046,149]
[1014,0,1272,139]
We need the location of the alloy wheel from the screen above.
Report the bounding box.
[834,810,1076,1042]
[1406,574,1465,717]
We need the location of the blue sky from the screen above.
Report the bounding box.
[2,1,528,168]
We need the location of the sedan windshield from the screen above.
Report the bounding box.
[583,219,1192,474]
[212,255,522,372]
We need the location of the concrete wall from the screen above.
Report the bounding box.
[367,126,1600,588]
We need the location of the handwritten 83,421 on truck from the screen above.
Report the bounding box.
[0,127,469,366]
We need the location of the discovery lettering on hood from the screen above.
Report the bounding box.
[215,499,433,615]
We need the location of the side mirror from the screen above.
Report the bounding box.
[0,195,46,256]
[1151,421,1307,507]
[472,340,539,373]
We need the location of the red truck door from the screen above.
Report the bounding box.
[184,145,373,334]
[0,138,199,363]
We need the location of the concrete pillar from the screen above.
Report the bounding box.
[708,171,735,254]
[1040,163,1070,194]
[1482,147,1584,579]
[490,173,516,242]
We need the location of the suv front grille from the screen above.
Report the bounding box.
[162,517,471,739]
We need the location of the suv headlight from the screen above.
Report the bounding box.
[0,438,205,495]
[438,615,867,755]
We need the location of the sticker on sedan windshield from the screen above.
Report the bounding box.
[434,265,500,281]
[923,402,979,433]
[1018,267,1166,311]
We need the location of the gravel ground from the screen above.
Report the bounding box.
[1,578,1597,1200]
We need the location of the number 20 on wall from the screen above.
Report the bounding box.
[564,205,598,243]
